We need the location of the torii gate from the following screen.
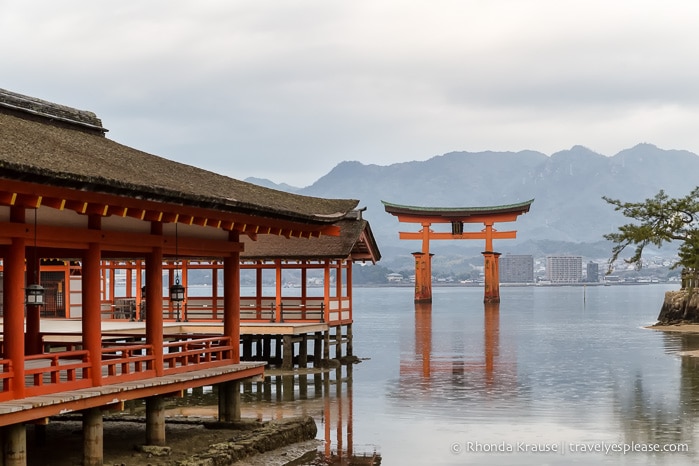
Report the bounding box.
[383,199,533,303]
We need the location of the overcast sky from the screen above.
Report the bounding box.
[2,1,699,186]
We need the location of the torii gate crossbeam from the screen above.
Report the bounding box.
[383,199,533,303]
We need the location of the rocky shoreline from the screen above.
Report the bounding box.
[27,415,320,466]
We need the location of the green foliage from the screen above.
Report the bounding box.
[603,187,699,272]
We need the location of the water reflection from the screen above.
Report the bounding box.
[610,331,699,463]
[396,301,520,411]
[117,286,699,465]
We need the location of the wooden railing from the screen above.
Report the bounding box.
[102,295,353,325]
[181,296,349,324]
[163,335,234,375]
[24,350,92,397]
[0,359,13,402]
[102,342,155,382]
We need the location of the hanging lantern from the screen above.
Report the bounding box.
[169,279,185,302]
[26,208,44,306]
[25,283,45,306]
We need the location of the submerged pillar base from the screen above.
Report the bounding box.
[482,251,502,304]
[412,252,434,303]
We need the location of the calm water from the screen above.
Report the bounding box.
[193,284,699,465]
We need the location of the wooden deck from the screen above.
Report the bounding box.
[0,362,264,425]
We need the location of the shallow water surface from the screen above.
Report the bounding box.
[231,285,699,465]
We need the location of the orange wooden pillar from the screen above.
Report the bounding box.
[275,259,283,322]
[25,246,42,355]
[5,235,26,399]
[223,231,241,362]
[146,222,164,376]
[412,252,433,303]
[412,221,433,303]
[482,252,501,303]
[83,214,103,386]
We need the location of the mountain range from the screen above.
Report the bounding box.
[246,144,699,274]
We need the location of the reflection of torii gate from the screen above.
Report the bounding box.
[383,200,533,303]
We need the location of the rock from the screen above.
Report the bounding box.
[135,445,171,456]
[658,290,699,323]
[177,416,318,465]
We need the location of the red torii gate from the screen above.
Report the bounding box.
[383,200,533,303]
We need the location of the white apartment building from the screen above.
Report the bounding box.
[546,255,582,284]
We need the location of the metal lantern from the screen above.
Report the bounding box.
[25,283,45,306]
[169,279,185,302]
[26,209,45,306]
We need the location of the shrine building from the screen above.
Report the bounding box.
[0,88,363,465]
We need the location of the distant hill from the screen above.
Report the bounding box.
[243,177,302,194]
[247,144,699,273]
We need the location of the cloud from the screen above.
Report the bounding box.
[3,1,699,186]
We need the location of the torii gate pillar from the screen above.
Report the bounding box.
[482,251,502,303]
[412,252,434,303]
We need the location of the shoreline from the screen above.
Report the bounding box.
[647,323,699,333]
[647,322,699,358]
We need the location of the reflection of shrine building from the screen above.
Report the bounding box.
[240,366,381,465]
[399,303,518,396]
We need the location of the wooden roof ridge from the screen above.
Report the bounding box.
[381,199,534,217]
[0,88,106,134]
[0,89,359,224]
[241,212,381,262]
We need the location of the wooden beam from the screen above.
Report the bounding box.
[399,230,518,240]
[0,221,244,255]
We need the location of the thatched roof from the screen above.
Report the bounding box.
[0,88,358,224]
[382,199,533,219]
[241,216,381,262]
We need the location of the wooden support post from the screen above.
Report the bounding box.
[263,336,271,362]
[314,332,323,367]
[323,330,331,366]
[299,334,308,368]
[346,324,353,357]
[145,396,166,446]
[218,381,241,422]
[242,336,252,360]
[282,335,293,370]
[3,424,26,466]
[83,408,103,466]
[274,337,282,366]
[334,326,342,361]
[255,337,263,360]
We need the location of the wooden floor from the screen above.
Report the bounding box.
[0,361,265,426]
[0,318,331,425]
